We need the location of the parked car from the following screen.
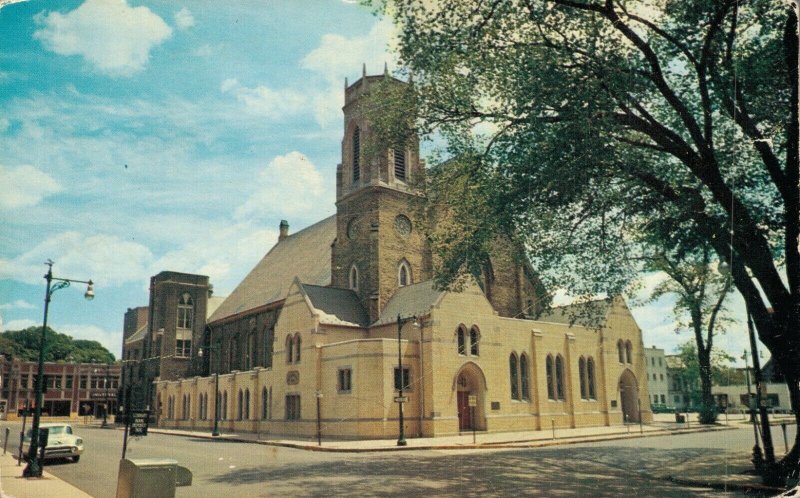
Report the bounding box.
[21,423,84,462]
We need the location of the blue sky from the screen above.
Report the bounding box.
[0,0,760,365]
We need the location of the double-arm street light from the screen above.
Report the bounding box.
[23,260,93,478]
[395,314,419,447]
[198,341,221,437]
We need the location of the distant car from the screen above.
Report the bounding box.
[22,423,84,463]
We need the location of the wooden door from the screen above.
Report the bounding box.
[457,391,471,430]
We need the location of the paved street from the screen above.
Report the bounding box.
[3,422,793,497]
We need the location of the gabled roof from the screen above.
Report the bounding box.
[374,279,446,326]
[534,298,613,328]
[301,283,369,327]
[125,323,148,344]
[206,295,226,318]
[208,216,336,323]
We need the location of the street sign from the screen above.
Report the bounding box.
[129,411,149,437]
[394,396,408,403]
[90,392,116,399]
[468,395,477,407]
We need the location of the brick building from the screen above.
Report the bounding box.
[151,71,651,439]
[0,357,120,421]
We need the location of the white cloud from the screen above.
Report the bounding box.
[174,8,194,30]
[234,152,327,223]
[220,78,306,120]
[0,299,35,310]
[0,231,154,286]
[2,318,37,332]
[302,18,399,126]
[0,164,61,209]
[59,323,120,358]
[33,0,172,77]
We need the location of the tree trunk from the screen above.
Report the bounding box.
[697,347,716,424]
[780,377,800,473]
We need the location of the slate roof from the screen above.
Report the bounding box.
[301,283,369,327]
[534,298,613,328]
[125,323,148,344]
[373,279,446,326]
[206,295,226,318]
[208,216,336,323]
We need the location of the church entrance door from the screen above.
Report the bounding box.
[619,369,640,423]
[457,391,472,431]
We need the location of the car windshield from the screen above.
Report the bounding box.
[48,426,70,435]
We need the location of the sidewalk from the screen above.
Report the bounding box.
[147,417,735,452]
[0,451,92,498]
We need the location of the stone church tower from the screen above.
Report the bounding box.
[331,70,431,322]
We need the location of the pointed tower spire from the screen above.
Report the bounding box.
[384,62,389,76]
[362,63,367,77]
[345,77,348,89]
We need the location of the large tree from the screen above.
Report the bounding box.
[374,0,800,471]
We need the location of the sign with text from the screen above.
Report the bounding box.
[129,411,150,437]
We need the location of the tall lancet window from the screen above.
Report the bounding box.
[352,126,361,182]
[398,260,411,287]
[349,264,359,292]
[393,146,406,181]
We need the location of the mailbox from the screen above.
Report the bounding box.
[116,458,192,498]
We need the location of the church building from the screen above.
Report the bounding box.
[151,71,652,440]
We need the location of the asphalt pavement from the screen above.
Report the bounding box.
[1,419,790,497]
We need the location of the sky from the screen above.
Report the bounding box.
[0,0,762,365]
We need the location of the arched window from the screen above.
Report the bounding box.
[625,341,633,364]
[457,326,466,355]
[587,357,596,399]
[248,333,256,370]
[393,146,406,181]
[244,389,250,420]
[244,335,251,371]
[579,357,587,400]
[264,326,274,368]
[398,260,411,287]
[186,394,191,420]
[177,293,194,329]
[546,355,555,400]
[229,337,238,371]
[470,327,480,356]
[555,355,565,400]
[222,391,228,420]
[617,340,625,363]
[261,387,269,420]
[349,264,359,291]
[509,353,519,400]
[352,126,361,182]
[520,354,530,401]
[286,335,293,364]
[237,389,243,420]
[294,333,302,363]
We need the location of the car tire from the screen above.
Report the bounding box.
[72,456,80,463]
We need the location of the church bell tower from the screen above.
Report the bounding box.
[331,66,430,323]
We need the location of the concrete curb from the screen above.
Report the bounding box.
[145,424,735,453]
[661,474,784,495]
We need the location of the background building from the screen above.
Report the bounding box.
[644,346,668,408]
[0,358,120,421]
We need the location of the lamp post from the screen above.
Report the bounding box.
[745,305,777,482]
[198,343,220,437]
[742,350,763,468]
[23,260,93,478]
[395,314,418,447]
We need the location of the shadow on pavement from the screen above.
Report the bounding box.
[208,446,761,497]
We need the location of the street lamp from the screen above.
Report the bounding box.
[23,260,93,478]
[93,363,111,428]
[395,314,418,447]
[198,342,220,437]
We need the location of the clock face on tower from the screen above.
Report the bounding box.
[347,218,359,240]
[394,214,412,238]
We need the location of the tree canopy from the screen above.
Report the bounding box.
[0,326,115,363]
[374,0,799,381]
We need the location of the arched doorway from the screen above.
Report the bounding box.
[453,362,487,431]
[618,369,639,423]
